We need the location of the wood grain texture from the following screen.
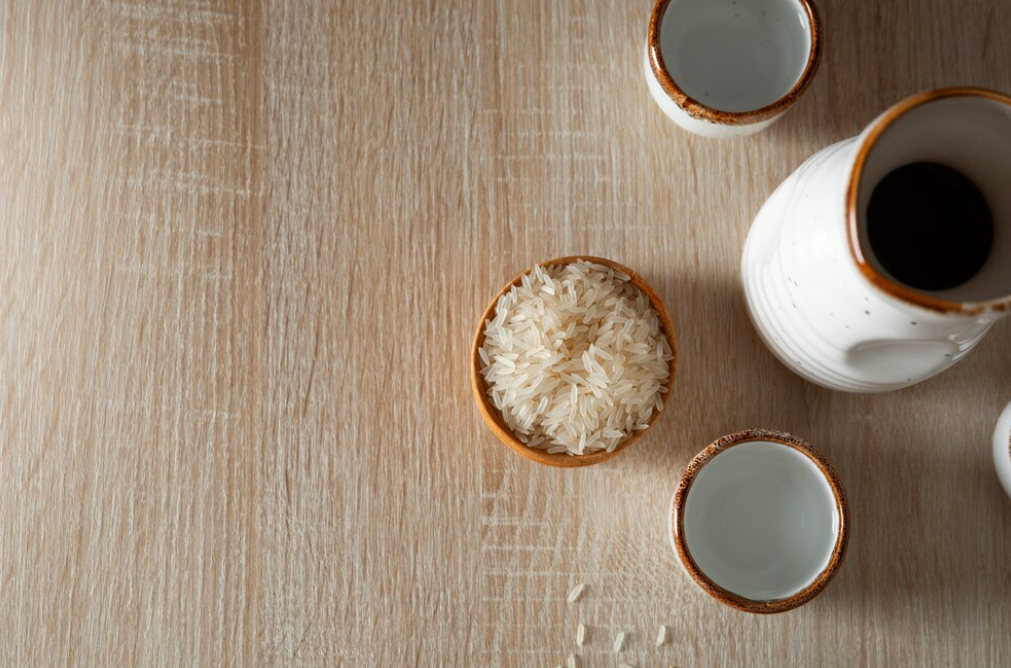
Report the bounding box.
[2,0,1009,666]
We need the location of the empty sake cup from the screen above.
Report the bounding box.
[994,401,1011,500]
[670,429,848,613]
[644,0,821,138]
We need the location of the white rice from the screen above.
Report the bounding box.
[567,652,579,668]
[480,261,673,455]
[656,624,667,646]
[613,631,626,652]
[576,623,586,646]
[567,583,586,603]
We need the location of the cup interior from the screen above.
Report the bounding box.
[658,0,813,113]
[853,91,1011,305]
[682,439,840,601]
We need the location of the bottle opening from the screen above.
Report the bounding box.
[853,91,1011,306]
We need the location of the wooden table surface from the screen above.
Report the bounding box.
[4,1,1011,666]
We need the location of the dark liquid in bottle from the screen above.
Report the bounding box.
[866,162,993,291]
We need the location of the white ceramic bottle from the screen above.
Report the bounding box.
[742,88,1011,392]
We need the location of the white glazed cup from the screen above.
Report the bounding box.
[644,0,821,139]
[994,401,1011,500]
[669,429,848,613]
[742,88,1011,392]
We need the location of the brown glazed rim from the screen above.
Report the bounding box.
[671,428,849,614]
[647,0,821,125]
[846,87,1011,315]
[470,256,678,468]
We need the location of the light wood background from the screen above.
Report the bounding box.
[3,1,1010,666]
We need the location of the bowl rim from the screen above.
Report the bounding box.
[646,0,822,125]
[670,428,850,613]
[470,255,678,468]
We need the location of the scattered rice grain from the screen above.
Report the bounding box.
[613,631,626,652]
[576,623,586,646]
[656,624,667,646]
[566,583,586,603]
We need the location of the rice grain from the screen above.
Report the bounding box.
[567,583,586,603]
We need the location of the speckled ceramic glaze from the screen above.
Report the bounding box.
[994,402,1011,500]
[644,0,820,138]
[742,88,1011,392]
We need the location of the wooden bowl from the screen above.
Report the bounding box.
[471,256,678,467]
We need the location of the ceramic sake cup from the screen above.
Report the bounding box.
[670,429,849,613]
[644,0,821,138]
[471,256,678,468]
[994,401,1011,500]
